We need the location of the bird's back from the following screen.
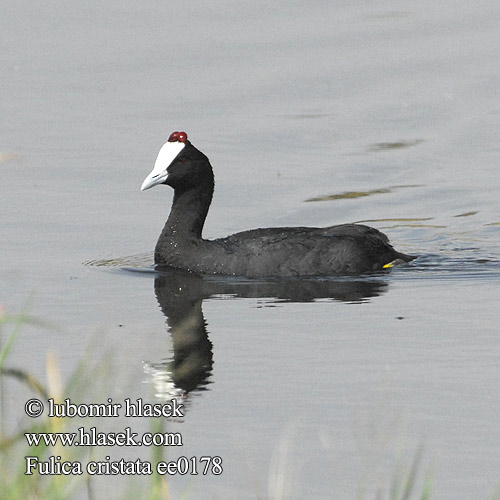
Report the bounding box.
[207,223,414,277]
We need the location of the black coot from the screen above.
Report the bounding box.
[141,131,415,277]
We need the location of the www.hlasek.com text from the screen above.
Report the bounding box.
[25,426,182,447]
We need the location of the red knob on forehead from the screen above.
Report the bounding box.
[168,131,188,143]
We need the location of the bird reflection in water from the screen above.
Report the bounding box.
[143,267,389,406]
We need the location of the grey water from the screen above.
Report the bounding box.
[2,0,500,499]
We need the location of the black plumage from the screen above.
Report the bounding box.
[142,133,415,277]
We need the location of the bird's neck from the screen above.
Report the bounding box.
[162,183,214,241]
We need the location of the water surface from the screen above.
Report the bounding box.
[2,0,500,498]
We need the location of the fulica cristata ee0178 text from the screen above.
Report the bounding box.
[141,132,415,277]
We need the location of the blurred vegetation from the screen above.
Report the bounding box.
[0,301,169,500]
[0,300,472,500]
